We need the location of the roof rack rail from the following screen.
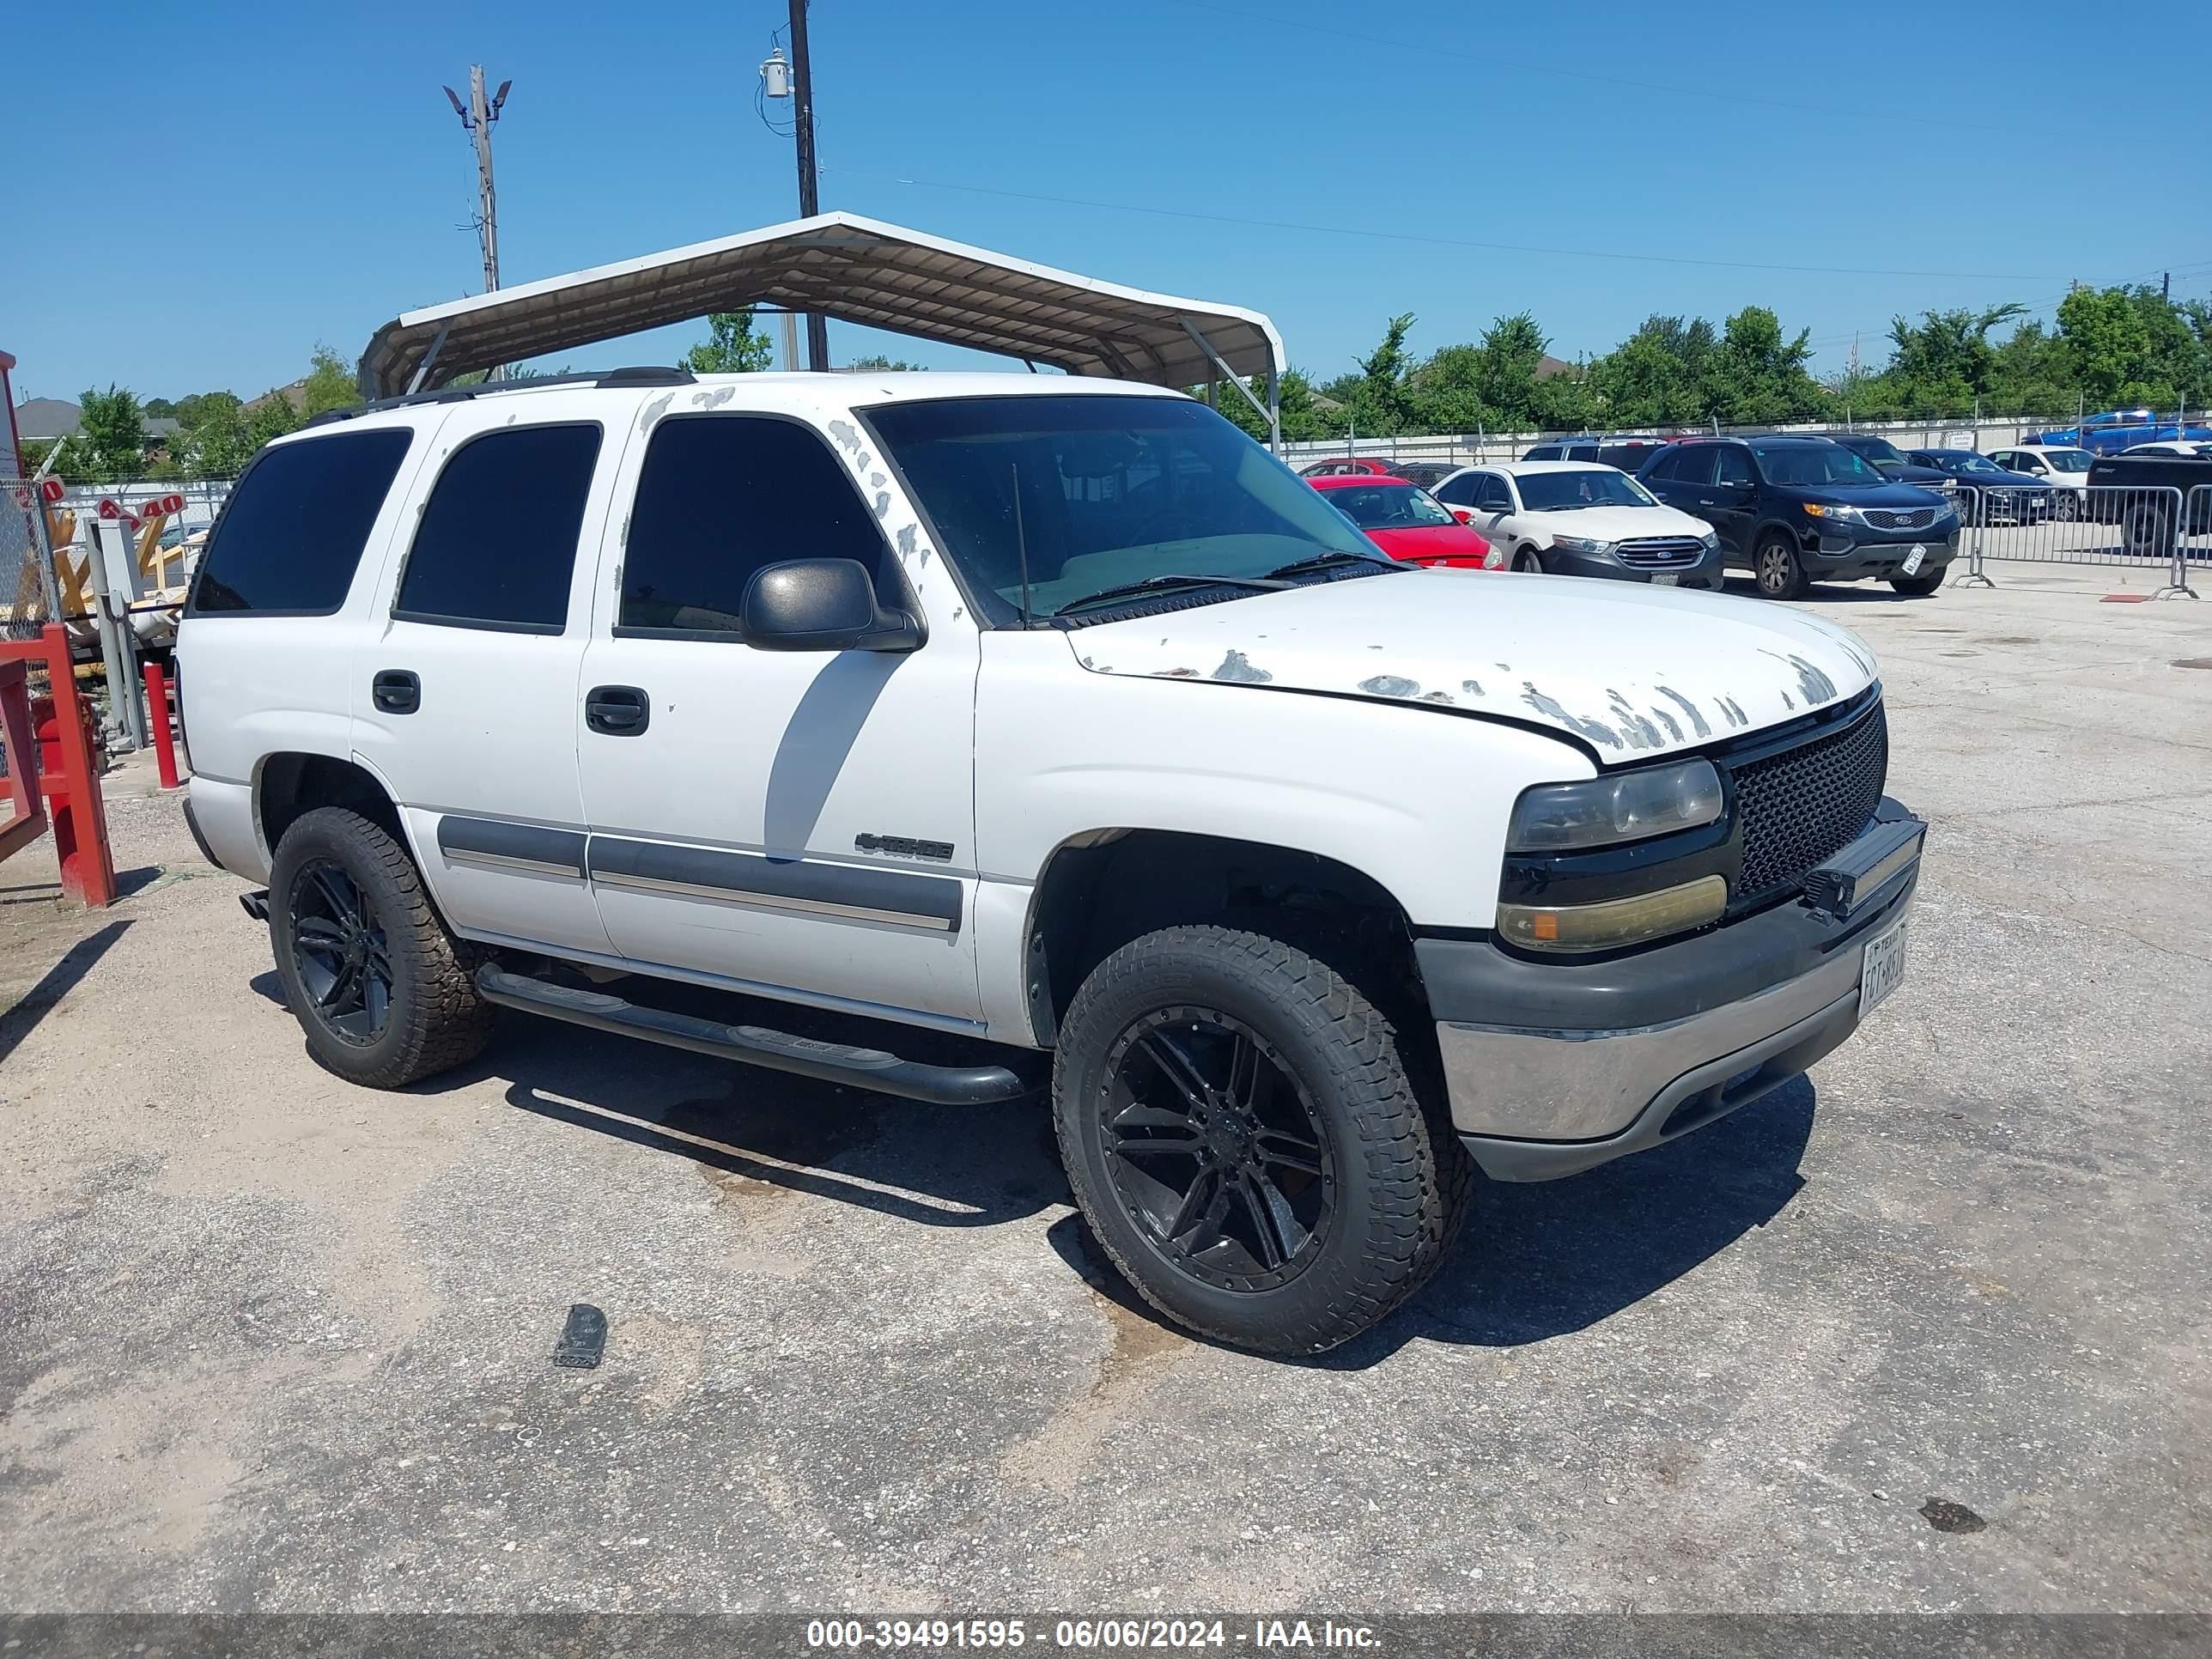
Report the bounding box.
[306,366,696,428]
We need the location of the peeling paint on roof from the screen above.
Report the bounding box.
[1212,649,1272,684]
[639,392,675,430]
[827,419,863,453]
[1360,674,1421,698]
[690,385,738,410]
[1462,679,1484,696]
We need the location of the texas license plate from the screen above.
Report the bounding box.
[1650,573,1680,586]
[1901,545,1927,576]
[1860,918,1908,1018]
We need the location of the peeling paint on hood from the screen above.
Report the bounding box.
[1064,572,1877,758]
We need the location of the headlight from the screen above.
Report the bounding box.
[1498,875,1728,953]
[1552,534,1614,556]
[1482,546,1506,570]
[1802,502,1864,526]
[1698,530,1719,550]
[1505,758,1724,853]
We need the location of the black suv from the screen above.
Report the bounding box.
[1639,436,1959,599]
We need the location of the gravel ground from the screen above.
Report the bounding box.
[1,566,2207,1616]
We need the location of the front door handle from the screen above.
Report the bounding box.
[373,670,420,714]
[1698,498,1717,507]
[585,685,650,736]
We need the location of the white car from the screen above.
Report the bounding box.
[1431,460,1723,587]
[1987,446,2095,519]
[178,368,1922,1357]
[2117,440,2212,459]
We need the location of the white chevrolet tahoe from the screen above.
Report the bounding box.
[176,368,1924,1356]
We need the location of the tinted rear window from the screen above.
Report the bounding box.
[394,423,602,631]
[190,428,410,614]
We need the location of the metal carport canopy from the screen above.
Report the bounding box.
[356,210,1285,433]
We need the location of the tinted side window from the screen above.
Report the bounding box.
[190,428,410,614]
[1565,443,1599,463]
[1474,474,1515,511]
[1642,450,1679,482]
[394,424,602,631]
[1434,474,1474,506]
[1670,447,1719,488]
[1714,447,1753,487]
[621,416,890,635]
[1524,444,1560,460]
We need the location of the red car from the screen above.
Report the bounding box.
[1297,458,1403,477]
[1310,475,1502,570]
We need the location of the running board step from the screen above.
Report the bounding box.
[473,966,1036,1106]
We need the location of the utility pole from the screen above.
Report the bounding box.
[2162,270,2171,301]
[787,0,830,372]
[443,68,512,375]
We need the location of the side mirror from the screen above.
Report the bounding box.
[738,558,922,653]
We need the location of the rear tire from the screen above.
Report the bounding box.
[2124,501,2174,558]
[268,806,492,1089]
[1889,568,1947,596]
[1052,926,1468,1357]
[1753,532,1808,599]
[1511,546,1543,574]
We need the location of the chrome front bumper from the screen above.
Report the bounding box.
[1418,808,1923,1182]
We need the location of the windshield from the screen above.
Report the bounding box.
[1324,483,1455,529]
[1954,454,2008,474]
[1516,469,1657,511]
[1840,435,1905,465]
[1750,442,1882,487]
[866,395,1379,621]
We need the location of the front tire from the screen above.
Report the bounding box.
[1052,926,1468,1357]
[2124,501,2173,558]
[1511,546,1543,574]
[268,806,492,1089]
[1753,532,1808,599]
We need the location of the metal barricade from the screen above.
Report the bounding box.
[1950,483,2198,598]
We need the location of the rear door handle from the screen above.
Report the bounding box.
[585,685,650,736]
[372,670,420,714]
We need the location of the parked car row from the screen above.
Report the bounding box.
[1304,435,1960,600]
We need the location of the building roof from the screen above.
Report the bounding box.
[13,398,80,441]
[356,211,1285,401]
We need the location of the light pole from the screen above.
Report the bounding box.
[442,69,511,374]
[765,3,830,371]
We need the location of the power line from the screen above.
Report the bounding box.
[819,164,2063,282]
[1171,0,2027,137]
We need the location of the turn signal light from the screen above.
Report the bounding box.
[1498,875,1728,954]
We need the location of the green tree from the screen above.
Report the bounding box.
[246,387,302,450]
[1702,307,1826,425]
[1328,313,1421,436]
[1196,368,1331,443]
[75,384,146,477]
[143,397,178,419]
[847,354,924,372]
[300,345,362,417]
[179,392,252,475]
[683,310,775,374]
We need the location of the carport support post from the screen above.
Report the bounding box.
[1267,367,1280,454]
[1178,319,1275,449]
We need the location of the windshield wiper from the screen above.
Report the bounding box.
[1263,550,1402,580]
[1054,572,1291,616]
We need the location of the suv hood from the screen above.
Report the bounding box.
[1516,503,1711,540]
[1802,481,1952,507]
[1066,571,1875,760]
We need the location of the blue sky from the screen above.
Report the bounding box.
[9,0,2209,404]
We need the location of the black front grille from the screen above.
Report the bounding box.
[1615,537,1705,568]
[1729,699,1888,900]
[1864,507,1937,531]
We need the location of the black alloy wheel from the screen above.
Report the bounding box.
[287,857,393,1046]
[1098,1007,1335,1292]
